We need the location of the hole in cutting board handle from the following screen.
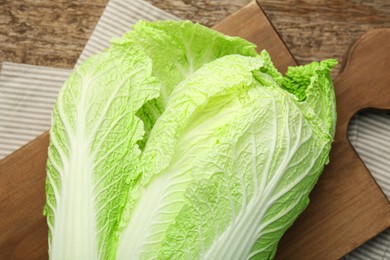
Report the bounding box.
[347,110,390,201]
[344,110,390,260]
[334,28,390,202]
[330,108,390,260]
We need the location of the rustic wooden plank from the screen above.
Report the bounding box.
[2,0,389,76]
[0,0,108,69]
[1,1,389,260]
[146,0,252,28]
[257,0,390,76]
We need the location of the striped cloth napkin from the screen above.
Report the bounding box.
[0,0,388,258]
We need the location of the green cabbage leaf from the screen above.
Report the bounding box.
[44,20,336,260]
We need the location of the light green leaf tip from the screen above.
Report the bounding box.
[45,20,337,260]
[45,38,160,260]
[114,20,259,149]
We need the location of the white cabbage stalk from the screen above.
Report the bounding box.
[44,20,336,260]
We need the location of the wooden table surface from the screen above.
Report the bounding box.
[1,0,389,76]
[0,0,389,259]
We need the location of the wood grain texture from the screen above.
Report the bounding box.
[145,0,252,27]
[258,0,390,76]
[2,0,389,75]
[0,0,249,69]
[0,0,108,69]
[0,133,48,260]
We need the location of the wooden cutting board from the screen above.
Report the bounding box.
[0,2,389,259]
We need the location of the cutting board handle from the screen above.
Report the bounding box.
[277,29,390,259]
[331,27,390,246]
[334,28,390,137]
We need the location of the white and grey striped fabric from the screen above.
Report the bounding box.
[0,0,388,258]
[350,113,390,199]
[345,113,390,260]
[0,63,71,158]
